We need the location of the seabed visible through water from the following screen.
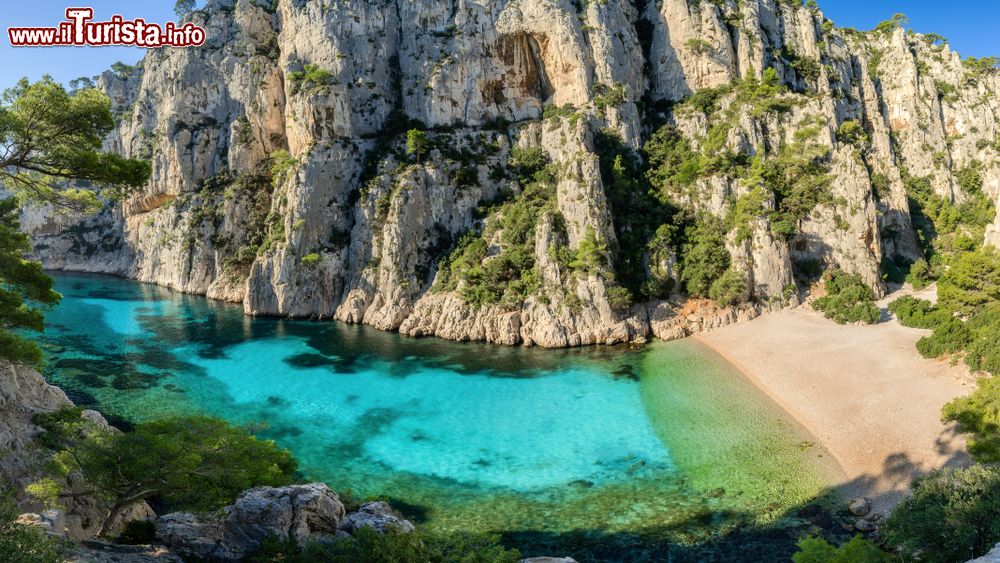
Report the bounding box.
[35,272,845,560]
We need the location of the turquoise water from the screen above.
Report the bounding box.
[35,273,844,560]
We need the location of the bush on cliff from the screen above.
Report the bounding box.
[31,408,297,536]
[0,487,68,563]
[937,246,1000,317]
[943,377,1000,463]
[679,215,730,298]
[811,271,880,325]
[882,465,1000,562]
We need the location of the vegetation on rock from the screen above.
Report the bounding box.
[811,271,880,325]
[882,465,1000,562]
[0,488,67,563]
[30,408,297,535]
[250,528,521,563]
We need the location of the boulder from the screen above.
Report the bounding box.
[156,483,346,561]
[224,482,346,544]
[848,497,871,517]
[155,512,232,561]
[853,518,876,532]
[339,501,415,534]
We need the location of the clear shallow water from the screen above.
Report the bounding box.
[34,273,843,560]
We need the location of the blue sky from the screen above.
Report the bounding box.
[820,1,999,60]
[0,1,996,91]
[1,1,183,90]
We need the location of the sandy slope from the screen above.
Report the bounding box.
[694,286,976,513]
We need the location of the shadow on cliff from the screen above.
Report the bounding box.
[489,444,971,563]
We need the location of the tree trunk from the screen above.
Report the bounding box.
[96,502,128,537]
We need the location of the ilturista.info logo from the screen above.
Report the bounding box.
[8,7,206,47]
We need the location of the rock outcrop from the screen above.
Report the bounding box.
[21,0,1000,347]
[154,483,414,561]
[0,360,152,541]
[339,501,415,535]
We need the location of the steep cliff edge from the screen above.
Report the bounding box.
[23,0,1000,347]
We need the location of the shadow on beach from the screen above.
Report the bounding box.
[479,441,972,563]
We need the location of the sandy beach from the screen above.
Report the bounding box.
[695,287,976,513]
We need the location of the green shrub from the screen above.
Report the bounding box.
[835,120,868,147]
[270,149,298,187]
[0,488,68,563]
[249,528,521,563]
[301,253,321,267]
[915,318,971,358]
[709,268,748,307]
[445,162,556,309]
[938,247,1000,317]
[812,271,880,324]
[888,296,949,329]
[944,376,1000,461]
[593,82,627,111]
[873,13,908,35]
[870,172,891,199]
[569,227,609,273]
[957,161,984,195]
[288,63,333,95]
[964,304,1000,375]
[882,465,1000,561]
[32,409,297,535]
[679,216,730,298]
[645,125,702,193]
[905,258,933,290]
[792,535,892,563]
[406,129,429,162]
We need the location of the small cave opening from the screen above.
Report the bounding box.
[497,32,555,105]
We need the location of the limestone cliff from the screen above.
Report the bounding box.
[23,0,1000,347]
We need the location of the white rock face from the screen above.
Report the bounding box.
[22,0,1000,346]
